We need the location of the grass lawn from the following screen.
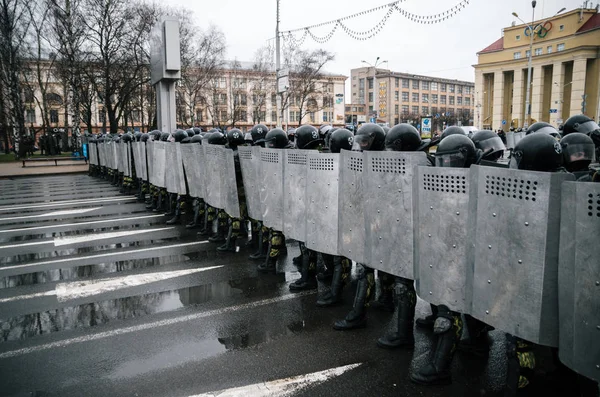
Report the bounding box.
[0,152,75,163]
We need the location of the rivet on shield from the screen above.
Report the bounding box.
[487,280,491,284]
[486,310,489,314]
[525,222,529,226]
[488,245,492,249]
[396,219,400,222]
[378,185,381,188]
[428,234,431,237]
[379,237,382,240]
[429,264,433,268]
[350,228,352,231]
[430,206,433,209]
[518,260,523,264]
[349,250,352,253]
[326,206,328,209]
[377,210,380,213]
[456,212,460,215]
[380,260,383,264]
[429,291,432,295]
[453,244,456,248]
[596,281,600,286]
[493,213,497,217]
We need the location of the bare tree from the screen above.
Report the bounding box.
[227,60,249,128]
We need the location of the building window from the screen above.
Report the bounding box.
[516,35,521,40]
[50,110,59,123]
[368,92,373,103]
[457,96,462,105]
[369,105,373,113]
[412,105,419,114]
[465,97,471,106]
[395,78,399,88]
[440,83,447,92]
[534,47,543,56]
[359,78,365,89]
[547,45,553,54]
[422,106,429,115]
[394,91,399,101]
[402,105,409,114]
[422,81,429,90]
[449,96,455,105]
[24,88,34,103]
[422,93,429,103]
[368,78,373,89]
[98,110,105,124]
[449,84,455,93]
[557,43,565,51]
[513,51,522,59]
[412,92,419,102]
[26,108,35,123]
[402,92,409,102]
[465,86,472,95]
[271,94,277,105]
[431,82,438,91]
[402,79,409,89]
[412,80,419,90]
[559,24,564,31]
[525,50,531,58]
[431,107,438,115]
[196,110,203,122]
[271,111,277,122]
[345,106,350,112]
[440,95,447,104]
[457,86,462,94]
[395,104,399,114]
[432,94,438,104]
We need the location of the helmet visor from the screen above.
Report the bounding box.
[562,143,596,163]
[435,151,467,168]
[352,134,374,151]
[575,120,600,135]
[476,136,506,153]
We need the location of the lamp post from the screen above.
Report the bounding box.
[512,4,566,128]
[361,57,388,123]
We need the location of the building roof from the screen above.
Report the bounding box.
[577,12,600,34]
[478,37,504,54]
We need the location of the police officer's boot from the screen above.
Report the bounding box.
[410,305,462,385]
[198,206,211,236]
[186,199,200,229]
[249,227,268,260]
[289,251,317,292]
[316,256,346,307]
[371,272,395,312]
[217,225,237,252]
[458,315,491,357]
[505,335,535,396]
[208,223,226,243]
[153,190,165,212]
[164,193,177,216]
[292,242,305,267]
[333,266,374,330]
[257,241,277,273]
[416,303,439,330]
[377,277,416,349]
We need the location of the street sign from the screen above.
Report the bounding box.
[502,120,507,125]
[277,68,289,93]
[549,109,558,113]
[421,117,432,134]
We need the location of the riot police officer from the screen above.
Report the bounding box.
[205,131,229,243]
[560,133,596,179]
[165,129,190,225]
[185,134,207,229]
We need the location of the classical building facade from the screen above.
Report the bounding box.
[475,7,600,131]
[350,67,475,127]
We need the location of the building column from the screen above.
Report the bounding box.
[511,69,523,128]
[550,62,565,127]
[530,65,544,125]
[475,70,484,129]
[492,71,505,131]
[569,58,588,118]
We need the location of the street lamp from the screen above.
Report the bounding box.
[512,4,566,128]
[361,57,388,123]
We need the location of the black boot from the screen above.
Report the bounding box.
[217,226,237,252]
[289,249,317,292]
[416,303,439,330]
[316,256,346,307]
[333,266,373,330]
[166,214,180,225]
[257,242,277,273]
[292,242,305,267]
[186,200,201,229]
[371,271,395,312]
[410,306,462,385]
[377,277,416,349]
[458,315,491,357]
[249,228,268,260]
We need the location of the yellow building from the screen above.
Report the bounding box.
[474,7,600,131]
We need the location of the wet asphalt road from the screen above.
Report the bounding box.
[0,175,597,397]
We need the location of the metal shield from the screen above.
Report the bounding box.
[112,142,120,171]
[204,144,222,209]
[165,143,186,194]
[98,143,106,167]
[181,144,200,197]
[89,143,97,165]
[194,144,206,199]
[305,153,340,256]
[338,150,367,264]
[140,141,148,180]
[147,141,155,185]
[414,166,474,314]
[469,165,574,346]
[131,142,140,176]
[558,181,600,382]
[153,141,166,188]
[124,143,132,177]
[365,151,429,277]
[283,149,312,241]
[238,146,261,221]
[221,147,240,218]
[260,148,284,230]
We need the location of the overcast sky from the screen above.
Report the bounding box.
[165,0,587,96]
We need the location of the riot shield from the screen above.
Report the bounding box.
[414,166,474,314]
[194,144,206,199]
[365,151,428,277]
[260,148,284,230]
[153,141,166,188]
[204,144,222,210]
[338,150,367,264]
[469,165,574,346]
[221,147,240,218]
[181,144,201,198]
[131,142,140,177]
[88,142,96,165]
[139,141,148,181]
[98,143,106,167]
[112,141,120,171]
[558,181,600,382]
[238,146,261,221]
[124,142,132,177]
[147,141,155,185]
[305,153,340,256]
[165,143,186,195]
[283,149,312,241]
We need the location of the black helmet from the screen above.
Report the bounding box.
[526,122,560,139]
[329,129,354,153]
[295,125,322,149]
[244,132,253,145]
[382,126,390,135]
[193,127,203,135]
[149,130,162,141]
[319,124,333,138]
[440,126,466,140]
[173,129,187,142]
[287,128,296,142]
[385,123,430,152]
[134,132,142,141]
[207,131,227,145]
[563,114,600,136]
[560,133,595,172]
[181,137,191,144]
[509,133,563,172]
[250,124,268,142]
[121,133,133,143]
[159,132,170,142]
[227,128,245,147]
[471,130,506,162]
[324,127,338,149]
[258,128,289,149]
[352,123,385,151]
[190,134,203,144]
[185,128,195,137]
[435,134,480,168]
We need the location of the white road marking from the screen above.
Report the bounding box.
[0,240,49,249]
[0,266,223,304]
[55,266,224,302]
[0,291,317,359]
[189,363,363,397]
[1,241,208,271]
[0,207,102,222]
[0,214,164,235]
[53,227,174,247]
[0,196,134,212]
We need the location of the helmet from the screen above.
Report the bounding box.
[287,128,296,142]
[159,132,170,142]
[193,127,203,135]
[181,137,191,144]
[526,122,560,139]
[134,132,142,141]
[185,129,194,137]
[382,126,390,135]
[140,134,150,143]
[295,125,322,149]
[471,130,506,162]
[173,129,187,142]
[121,133,133,143]
[207,132,227,145]
[250,124,268,142]
[435,134,480,168]
[509,133,563,172]
[440,126,466,140]
[244,132,253,145]
[329,129,354,153]
[385,123,430,152]
[149,130,162,141]
[352,123,385,151]
[227,128,245,147]
[319,124,333,138]
[190,134,203,144]
[560,133,595,172]
[563,114,600,136]
[258,128,289,149]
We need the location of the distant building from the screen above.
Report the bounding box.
[475,7,600,130]
[350,67,475,131]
